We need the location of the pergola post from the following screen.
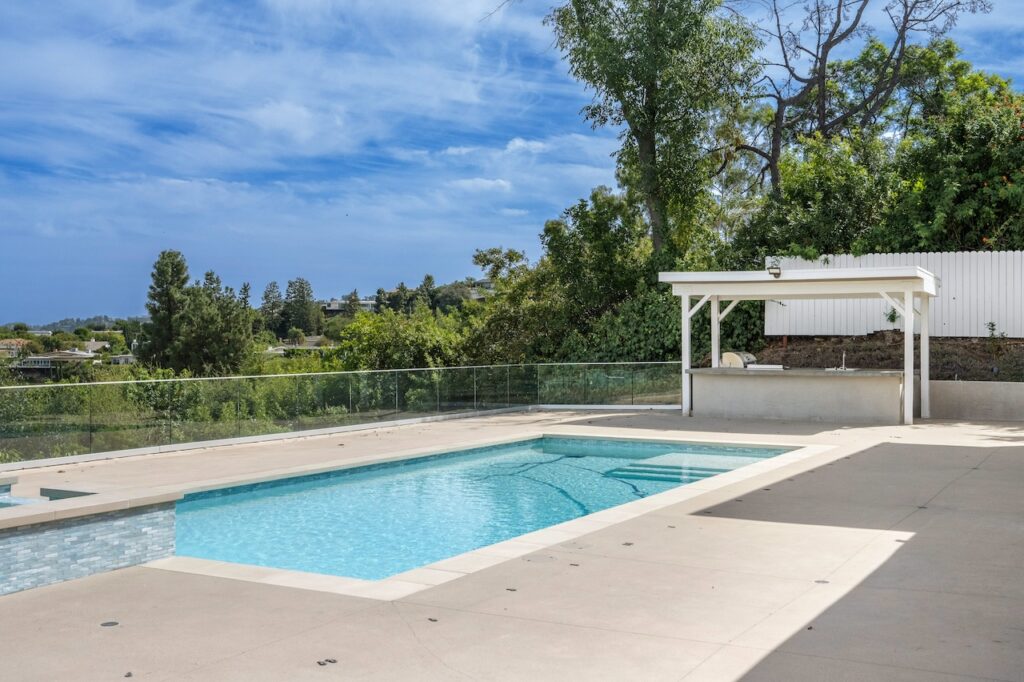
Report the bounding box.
[904,289,915,425]
[710,296,721,368]
[681,295,692,416]
[921,294,930,418]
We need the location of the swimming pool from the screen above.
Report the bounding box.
[175,437,790,580]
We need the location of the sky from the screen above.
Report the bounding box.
[1,0,1022,323]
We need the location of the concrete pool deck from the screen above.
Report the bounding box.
[1,410,1023,680]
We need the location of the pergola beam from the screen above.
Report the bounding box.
[719,299,741,321]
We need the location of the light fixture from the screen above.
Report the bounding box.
[767,258,782,279]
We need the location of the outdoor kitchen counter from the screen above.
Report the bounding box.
[686,367,916,424]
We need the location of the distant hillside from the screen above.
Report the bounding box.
[3,315,148,332]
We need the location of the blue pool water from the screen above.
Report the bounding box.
[175,437,789,579]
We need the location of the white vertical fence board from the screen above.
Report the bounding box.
[763,251,1024,338]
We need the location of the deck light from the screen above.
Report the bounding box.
[767,259,782,278]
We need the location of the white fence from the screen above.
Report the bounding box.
[764,251,1024,338]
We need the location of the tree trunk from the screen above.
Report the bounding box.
[635,130,667,252]
[768,104,785,192]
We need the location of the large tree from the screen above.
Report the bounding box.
[548,0,757,252]
[282,278,323,334]
[259,281,285,338]
[741,0,990,190]
[139,250,189,367]
[171,272,256,374]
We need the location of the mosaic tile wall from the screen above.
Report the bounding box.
[0,503,175,596]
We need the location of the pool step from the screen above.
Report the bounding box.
[605,463,729,483]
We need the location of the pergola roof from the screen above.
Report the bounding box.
[658,266,939,300]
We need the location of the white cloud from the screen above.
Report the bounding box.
[447,177,512,192]
[442,145,478,156]
[505,137,549,154]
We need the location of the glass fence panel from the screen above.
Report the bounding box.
[632,363,683,405]
[438,366,476,412]
[581,365,633,405]
[0,362,682,463]
[316,373,355,429]
[237,375,297,437]
[398,369,441,417]
[90,382,168,453]
[0,385,91,462]
[507,365,537,406]
[350,371,397,423]
[537,364,586,404]
[170,379,240,444]
[475,366,511,409]
[292,374,331,432]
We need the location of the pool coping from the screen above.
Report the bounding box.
[143,433,836,601]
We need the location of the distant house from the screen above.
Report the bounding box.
[468,279,494,301]
[109,354,135,365]
[322,299,346,317]
[26,330,52,337]
[322,298,376,316]
[82,339,111,353]
[264,335,334,355]
[0,338,31,358]
[11,349,97,377]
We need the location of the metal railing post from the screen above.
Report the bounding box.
[506,365,510,407]
[473,367,477,411]
[235,379,242,438]
[87,386,94,453]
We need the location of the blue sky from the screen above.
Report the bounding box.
[1,0,1021,323]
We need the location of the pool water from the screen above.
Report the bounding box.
[175,437,789,580]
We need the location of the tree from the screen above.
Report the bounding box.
[287,327,306,346]
[338,308,465,370]
[415,275,436,310]
[735,132,894,262]
[283,278,322,334]
[139,250,189,367]
[342,290,361,317]
[861,82,1024,252]
[260,282,285,338]
[548,0,757,251]
[741,0,990,190]
[386,283,413,314]
[373,288,388,313]
[170,271,256,375]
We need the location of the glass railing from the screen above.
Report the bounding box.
[0,362,680,464]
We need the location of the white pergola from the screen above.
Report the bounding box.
[658,267,940,425]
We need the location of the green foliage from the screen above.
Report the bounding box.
[736,133,893,263]
[861,88,1024,252]
[137,252,255,375]
[283,278,323,334]
[170,271,256,375]
[287,327,306,346]
[260,281,285,338]
[338,307,465,370]
[547,0,757,250]
[139,250,189,367]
